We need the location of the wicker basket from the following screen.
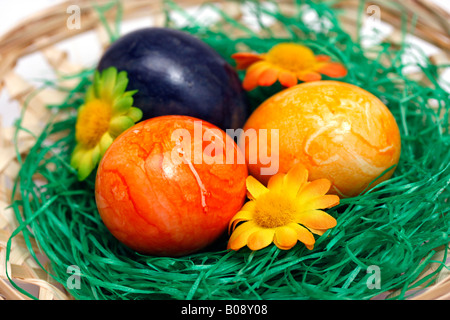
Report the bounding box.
[0,0,449,300]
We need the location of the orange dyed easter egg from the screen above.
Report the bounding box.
[242,81,401,197]
[95,116,247,256]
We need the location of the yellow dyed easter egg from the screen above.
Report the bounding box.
[242,81,401,197]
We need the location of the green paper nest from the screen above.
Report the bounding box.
[6,0,450,300]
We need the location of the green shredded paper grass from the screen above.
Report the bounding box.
[6,0,450,300]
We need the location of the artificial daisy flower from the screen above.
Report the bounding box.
[232,42,347,91]
[228,164,339,251]
[71,67,143,181]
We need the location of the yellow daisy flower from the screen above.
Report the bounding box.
[231,42,347,91]
[228,164,339,251]
[71,67,143,181]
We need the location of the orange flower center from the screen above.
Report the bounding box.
[253,192,295,228]
[266,43,317,73]
[75,99,111,148]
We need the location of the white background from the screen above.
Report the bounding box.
[0,0,449,127]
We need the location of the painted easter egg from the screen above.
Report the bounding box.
[95,116,248,256]
[241,81,401,198]
[97,27,249,130]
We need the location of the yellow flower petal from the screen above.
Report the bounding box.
[112,72,130,100]
[278,71,297,87]
[92,144,101,166]
[258,67,279,87]
[70,145,85,168]
[75,99,111,148]
[77,149,95,181]
[274,226,298,250]
[126,107,143,123]
[297,178,332,199]
[93,71,102,98]
[284,164,309,198]
[247,228,275,251]
[228,209,254,234]
[288,223,315,248]
[267,172,284,192]
[242,61,269,91]
[233,42,348,91]
[228,163,339,252]
[305,194,340,210]
[99,132,114,156]
[101,67,117,101]
[109,116,135,138]
[246,176,268,200]
[231,52,262,70]
[316,62,347,78]
[308,227,327,236]
[71,67,141,181]
[297,71,322,82]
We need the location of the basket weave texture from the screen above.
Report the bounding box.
[0,0,449,300]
